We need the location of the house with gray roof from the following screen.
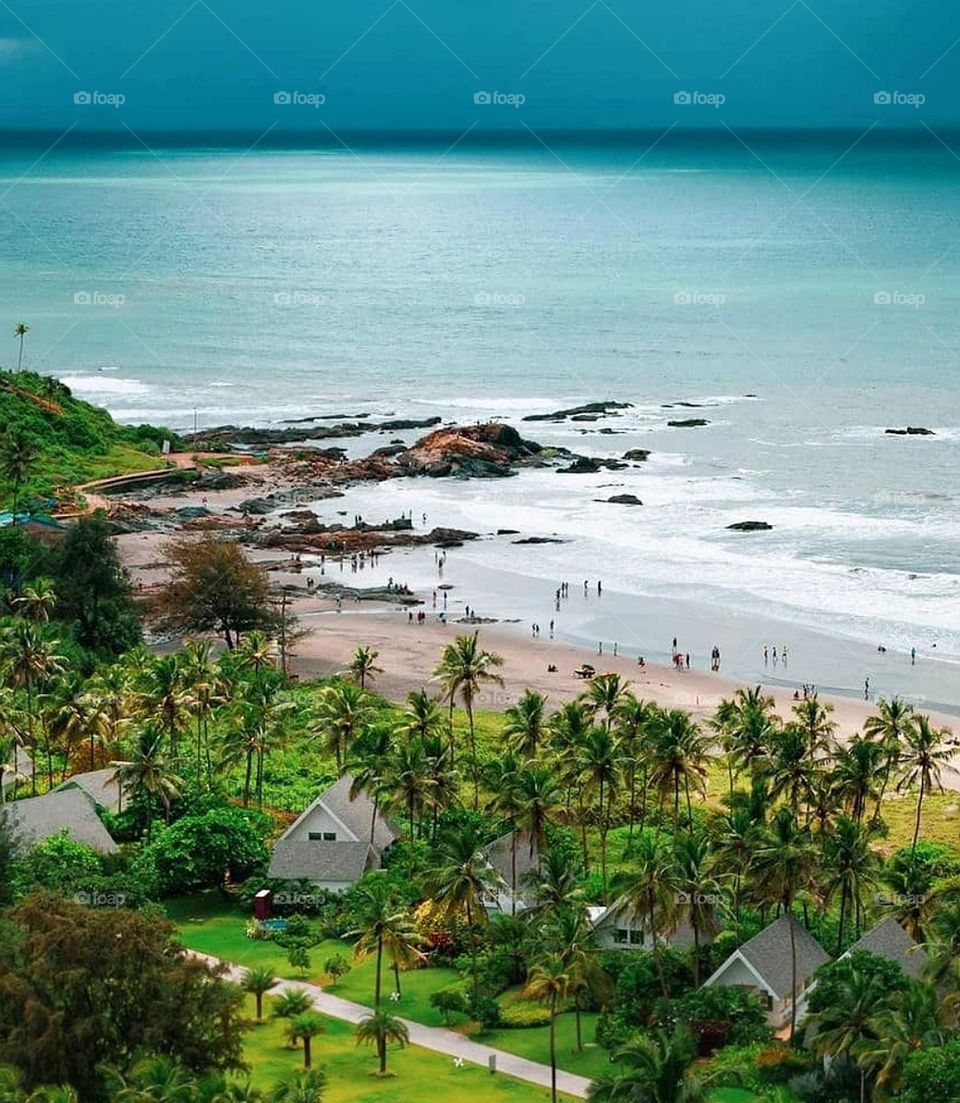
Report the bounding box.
[2,789,119,856]
[1,749,33,798]
[589,896,708,952]
[53,768,126,813]
[703,915,831,1028]
[480,829,537,915]
[841,917,929,980]
[267,774,398,894]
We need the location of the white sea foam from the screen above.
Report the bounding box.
[62,374,150,396]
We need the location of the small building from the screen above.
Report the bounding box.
[841,917,929,980]
[1,749,33,798]
[267,774,398,894]
[590,896,708,951]
[53,768,127,813]
[702,915,831,1028]
[2,788,119,856]
[481,829,538,915]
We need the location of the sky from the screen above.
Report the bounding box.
[1,0,958,132]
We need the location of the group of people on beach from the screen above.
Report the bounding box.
[763,644,789,666]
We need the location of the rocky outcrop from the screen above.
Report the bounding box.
[623,448,651,461]
[727,521,772,531]
[254,524,478,554]
[885,427,935,436]
[599,494,643,506]
[395,422,541,478]
[523,400,633,423]
[667,418,710,428]
[512,536,568,544]
[558,456,602,474]
[186,416,441,449]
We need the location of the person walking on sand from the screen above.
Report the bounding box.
[864,676,870,700]
[782,644,789,666]
[613,642,618,657]
[598,642,603,655]
[763,645,768,666]
[549,619,554,637]
[772,646,778,665]
[597,580,602,595]
[584,580,589,595]
[685,653,690,670]
[911,646,916,665]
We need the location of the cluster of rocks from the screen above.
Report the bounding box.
[885,426,935,436]
[183,415,442,449]
[522,400,633,423]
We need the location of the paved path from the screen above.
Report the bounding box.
[194,952,592,1099]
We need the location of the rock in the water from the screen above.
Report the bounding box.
[497,528,520,535]
[623,448,651,461]
[557,456,602,474]
[667,418,710,428]
[512,536,568,544]
[523,400,633,423]
[599,494,643,506]
[727,521,773,531]
[885,426,935,436]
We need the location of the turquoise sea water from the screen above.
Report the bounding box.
[1,134,958,668]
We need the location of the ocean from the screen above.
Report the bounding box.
[2,131,958,689]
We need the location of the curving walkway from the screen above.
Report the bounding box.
[193,952,592,1099]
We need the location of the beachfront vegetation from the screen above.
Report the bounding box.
[1,529,959,1103]
[0,369,182,512]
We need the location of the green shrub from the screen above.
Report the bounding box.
[499,1001,553,1029]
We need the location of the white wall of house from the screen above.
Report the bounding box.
[284,803,358,843]
[593,912,702,952]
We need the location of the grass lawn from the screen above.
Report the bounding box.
[484,1013,612,1082]
[240,995,571,1103]
[708,1091,760,1103]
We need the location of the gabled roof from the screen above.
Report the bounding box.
[53,769,126,812]
[279,774,397,851]
[482,829,540,887]
[268,839,374,883]
[708,915,831,999]
[3,789,119,855]
[1,749,34,791]
[844,918,929,980]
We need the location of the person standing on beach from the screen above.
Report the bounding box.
[584,580,589,595]
[772,646,778,665]
[613,642,618,657]
[911,646,916,665]
[549,620,554,637]
[782,644,789,666]
[763,645,768,665]
[864,676,870,700]
[598,642,603,655]
[597,580,602,595]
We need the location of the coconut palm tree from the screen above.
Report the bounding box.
[11,578,57,623]
[354,1010,409,1076]
[382,738,436,847]
[503,689,548,757]
[672,829,722,986]
[268,1070,326,1103]
[433,632,503,802]
[830,737,884,826]
[270,989,313,1022]
[588,1025,703,1103]
[347,646,382,691]
[13,323,29,371]
[791,693,837,764]
[807,968,888,1103]
[896,715,953,852]
[648,709,709,831]
[310,680,376,775]
[532,844,585,919]
[820,816,880,952]
[142,654,190,758]
[287,1013,325,1069]
[712,686,777,791]
[426,823,497,997]
[923,898,960,994]
[857,980,947,1097]
[620,831,679,997]
[180,640,223,785]
[0,429,37,522]
[576,726,622,899]
[0,621,65,793]
[523,955,570,1103]
[241,966,276,1021]
[235,630,275,677]
[541,907,611,1052]
[709,802,758,941]
[402,689,444,743]
[106,1055,195,1103]
[346,879,421,1004]
[864,696,917,823]
[110,727,184,838]
[767,725,819,817]
[752,806,818,1041]
[614,696,659,841]
[580,673,632,731]
[513,762,562,860]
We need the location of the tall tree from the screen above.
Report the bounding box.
[523,955,570,1103]
[347,646,382,691]
[13,323,29,371]
[503,689,548,757]
[354,1010,409,1077]
[0,429,36,521]
[896,715,952,852]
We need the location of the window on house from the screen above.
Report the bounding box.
[308,832,322,841]
[614,928,629,943]
[308,831,337,841]
[323,832,336,841]
[629,928,645,946]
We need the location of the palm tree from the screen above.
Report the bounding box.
[753,806,818,1040]
[402,689,443,743]
[106,1055,195,1103]
[110,727,184,839]
[241,966,276,1021]
[767,725,819,817]
[270,988,313,1022]
[712,686,777,791]
[549,700,591,811]
[791,693,837,764]
[355,1010,409,1076]
[143,654,190,758]
[347,646,382,691]
[311,680,376,774]
[12,578,57,622]
[709,802,758,941]
[532,844,585,919]
[924,898,960,994]
[235,630,275,676]
[581,673,631,730]
[421,732,457,842]
[896,715,953,852]
[821,816,880,952]
[588,1025,703,1103]
[523,955,570,1103]
[0,621,65,793]
[268,1070,326,1103]
[223,678,292,807]
[577,726,621,898]
[620,832,679,997]
[433,632,503,802]
[614,696,659,841]
[287,1013,325,1069]
[0,430,37,522]
[503,689,548,756]
[346,879,420,1004]
[181,640,223,784]
[864,696,917,823]
[830,737,884,826]
[13,323,29,371]
[858,980,947,1097]
[672,829,721,986]
[807,968,888,1103]
[426,823,497,997]
[542,908,611,1052]
[648,709,708,831]
[382,739,436,847]
[513,762,562,861]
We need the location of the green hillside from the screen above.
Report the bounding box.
[0,370,183,513]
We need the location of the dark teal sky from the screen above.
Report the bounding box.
[1,0,957,131]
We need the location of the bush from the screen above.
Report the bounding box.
[324,954,351,983]
[706,1043,765,1092]
[287,946,311,977]
[756,1043,813,1085]
[656,986,771,1052]
[13,831,103,898]
[430,987,468,1025]
[900,1039,960,1103]
[499,1002,553,1029]
[467,993,501,1029]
